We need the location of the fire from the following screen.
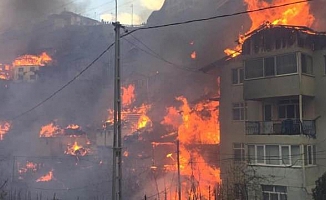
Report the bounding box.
[13,52,52,67]
[0,64,11,80]
[65,141,89,156]
[107,84,152,134]
[66,124,80,130]
[164,97,220,144]
[39,122,63,137]
[225,0,315,57]
[190,51,196,59]
[0,121,11,141]
[123,151,129,157]
[18,161,38,174]
[122,84,135,106]
[36,170,54,182]
[161,96,220,199]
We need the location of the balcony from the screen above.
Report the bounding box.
[245,120,316,137]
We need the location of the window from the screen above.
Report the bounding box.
[278,99,299,119]
[244,53,297,79]
[245,58,263,79]
[264,57,275,76]
[18,68,24,72]
[276,53,297,75]
[301,54,313,74]
[233,143,245,162]
[232,103,247,121]
[232,68,244,84]
[30,67,36,72]
[30,74,36,80]
[304,145,316,166]
[248,144,298,166]
[18,75,23,80]
[262,185,287,200]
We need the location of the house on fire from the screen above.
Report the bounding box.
[203,24,326,200]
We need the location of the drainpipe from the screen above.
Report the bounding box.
[298,52,307,197]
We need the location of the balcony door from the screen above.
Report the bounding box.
[264,104,272,121]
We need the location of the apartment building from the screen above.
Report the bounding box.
[207,24,326,199]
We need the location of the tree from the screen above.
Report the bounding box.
[312,172,326,200]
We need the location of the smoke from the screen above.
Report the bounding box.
[0,0,86,31]
[140,0,164,10]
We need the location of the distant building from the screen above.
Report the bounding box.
[204,24,326,200]
[47,11,100,29]
[13,65,39,82]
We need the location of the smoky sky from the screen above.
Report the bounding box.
[0,0,86,31]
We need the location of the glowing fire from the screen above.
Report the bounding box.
[107,84,152,133]
[122,84,135,106]
[0,121,11,141]
[66,124,80,130]
[161,96,220,199]
[190,51,196,59]
[36,170,54,182]
[0,64,11,80]
[13,52,52,67]
[39,122,63,137]
[19,161,38,174]
[225,0,315,57]
[65,141,89,156]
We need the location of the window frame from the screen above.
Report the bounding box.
[232,102,247,121]
[244,53,298,80]
[304,145,316,166]
[233,143,245,163]
[232,68,244,85]
[262,185,287,200]
[248,144,297,167]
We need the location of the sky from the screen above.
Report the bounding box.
[78,0,165,25]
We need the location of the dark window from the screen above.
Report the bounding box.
[301,54,313,74]
[232,68,244,84]
[245,58,263,79]
[30,74,36,80]
[276,53,297,75]
[262,185,287,200]
[233,143,245,162]
[18,75,23,80]
[264,57,275,76]
[304,145,316,166]
[30,67,36,72]
[18,68,24,72]
[278,99,299,119]
[232,103,247,120]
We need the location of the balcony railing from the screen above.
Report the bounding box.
[245,119,316,137]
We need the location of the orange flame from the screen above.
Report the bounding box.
[36,170,54,182]
[161,96,220,199]
[39,122,63,137]
[19,161,38,174]
[13,52,52,67]
[190,51,196,59]
[66,124,80,130]
[225,0,315,57]
[0,121,11,141]
[65,141,89,156]
[122,84,135,106]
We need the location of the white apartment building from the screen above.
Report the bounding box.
[206,24,326,200]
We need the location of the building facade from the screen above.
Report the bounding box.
[218,25,326,200]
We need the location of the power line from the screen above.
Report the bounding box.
[121,0,313,37]
[7,0,312,121]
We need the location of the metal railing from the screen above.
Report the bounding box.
[245,119,316,137]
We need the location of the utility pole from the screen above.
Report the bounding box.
[177,140,181,200]
[112,21,123,200]
[131,4,134,27]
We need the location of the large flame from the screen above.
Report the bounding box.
[13,52,52,67]
[122,84,135,106]
[225,0,315,57]
[161,96,220,199]
[0,121,11,141]
[39,122,63,137]
[107,84,152,134]
[36,170,54,182]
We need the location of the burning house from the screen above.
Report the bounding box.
[204,22,326,200]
